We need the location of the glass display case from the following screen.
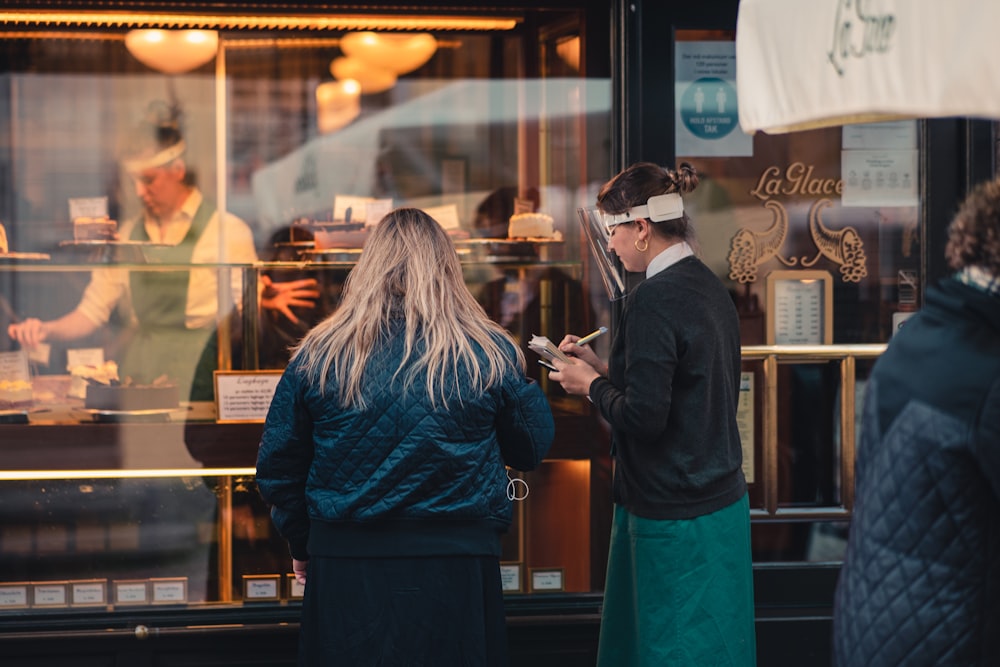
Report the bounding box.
[0,4,615,622]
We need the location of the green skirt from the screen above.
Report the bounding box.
[598,494,756,667]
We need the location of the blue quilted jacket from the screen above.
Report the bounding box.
[256,326,554,561]
[833,278,1000,666]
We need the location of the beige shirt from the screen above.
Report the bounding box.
[75,189,258,330]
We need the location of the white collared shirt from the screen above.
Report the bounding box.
[646,241,694,279]
[75,189,258,329]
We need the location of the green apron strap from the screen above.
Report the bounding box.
[122,199,218,387]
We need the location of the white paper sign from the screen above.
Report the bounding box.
[33,584,68,606]
[214,371,283,423]
[0,585,28,607]
[842,121,917,150]
[245,578,279,600]
[71,581,107,606]
[66,348,105,369]
[737,372,754,484]
[365,199,394,226]
[334,195,375,223]
[68,196,108,221]
[675,41,753,158]
[500,564,522,592]
[114,581,148,604]
[421,204,461,230]
[152,579,187,603]
[841,150,919,207]
[531,569,564,592]
[0,350,30,383]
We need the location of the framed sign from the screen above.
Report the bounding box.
[150,577,188,604]
[214,371,283,423]
[499,563,523,593]
[529,568,564,593]
[31,581,69,608]
[242,574,281,602]
[765,270,833,345]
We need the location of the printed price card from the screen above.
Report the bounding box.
[214,371,283,423]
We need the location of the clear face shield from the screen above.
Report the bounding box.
[577,193,685,301]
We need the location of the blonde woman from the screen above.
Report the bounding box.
[256,207,554,667]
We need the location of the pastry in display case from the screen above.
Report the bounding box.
[72,216,119,242]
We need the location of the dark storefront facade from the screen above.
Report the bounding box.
[0,1,995,665]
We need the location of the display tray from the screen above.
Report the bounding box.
[58,240,171,247]
[272,241,316,248]
[0,251,51,261]
[454,238,562,262]
[72,408,187,423]
[57,240,169,264]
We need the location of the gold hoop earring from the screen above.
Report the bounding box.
[634,238,649,252]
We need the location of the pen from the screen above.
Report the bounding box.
[576,326,608,346]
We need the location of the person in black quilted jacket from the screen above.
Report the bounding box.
[256,207,554,667]
[832,178,1000,666]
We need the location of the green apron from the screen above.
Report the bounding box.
[122,200,217,400]
[597,494,757,667]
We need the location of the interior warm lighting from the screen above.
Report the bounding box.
[316,80,362,133]
[0,11,520,32]
[125,29,218,74]
[555,36,580,71]
[340,31,438,74]
[330,56,397,94]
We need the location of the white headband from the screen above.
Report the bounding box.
[602,192,684,229]
[122,139,186,173]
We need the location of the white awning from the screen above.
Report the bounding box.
[736,0,1000,134]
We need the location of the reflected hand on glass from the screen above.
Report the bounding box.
[260,275,320,325]
[7,317,49,349]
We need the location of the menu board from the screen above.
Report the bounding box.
[765,271,833,345]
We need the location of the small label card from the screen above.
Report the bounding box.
[286,573,305,599]
[421,204,460,230]
[68,196,108,222]
[71,579,108,607]
[365,198,393,226]
[31,582,69,607]
[151,578,188,604]
[0,350,31,384]
[243,575,281,601]
[0,583,29,608]
[334,195,375,223]
[113,580,149,606]
[530,568,564,593]
[214,371,283,423]
[66,347,105,368]
[500,563,522,593]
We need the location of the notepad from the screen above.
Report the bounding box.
[528,335,574,365]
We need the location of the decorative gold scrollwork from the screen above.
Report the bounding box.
[807,199,868,283]
[727,200,792,284]
[727,198,868,284]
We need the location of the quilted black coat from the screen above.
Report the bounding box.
[832,278,1000,666]
[256,325,555,561]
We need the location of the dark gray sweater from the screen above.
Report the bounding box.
[589,256,746,520]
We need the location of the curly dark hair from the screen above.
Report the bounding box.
[596,162,699,241]
[945,178,1000,273]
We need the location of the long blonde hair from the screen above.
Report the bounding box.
[292,207,526,408]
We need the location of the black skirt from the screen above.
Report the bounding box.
[298,554,509,667]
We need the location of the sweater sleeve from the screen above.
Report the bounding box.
[590,284,678,439]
